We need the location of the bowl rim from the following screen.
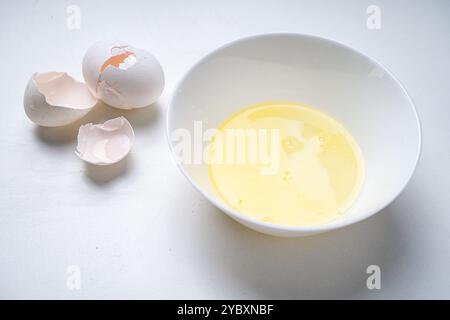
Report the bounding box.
[166,32,422,234]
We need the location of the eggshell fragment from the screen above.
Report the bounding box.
[76,117,134,165]
[24,72,98,127]
[82,41,164,109]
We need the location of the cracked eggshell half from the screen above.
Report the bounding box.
[82,41,164,109]
[76,116,135,165]
[24,72,98,127]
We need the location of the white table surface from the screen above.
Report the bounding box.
[1,0,449,299]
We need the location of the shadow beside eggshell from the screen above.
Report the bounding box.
[83,154,132,185]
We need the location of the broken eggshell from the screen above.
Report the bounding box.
[82,41,164,110]
[24,72,98,127]
[76,116,135,165]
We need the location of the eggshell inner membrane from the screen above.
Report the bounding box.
[76,117,134,165]
[34,72,97,109]
[100,50,136,73]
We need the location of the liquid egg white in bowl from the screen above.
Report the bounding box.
[167,33,421,237]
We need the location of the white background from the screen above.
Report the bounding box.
[0,0,449,299]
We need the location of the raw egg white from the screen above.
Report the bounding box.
[82,41,164,109]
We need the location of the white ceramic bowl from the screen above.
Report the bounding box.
[167,33,421,237]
